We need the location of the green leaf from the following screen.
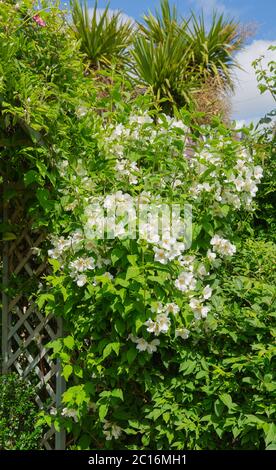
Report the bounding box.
[111,247,125,265]
[24,170,40,186]
[126,347,137,364]
[266,442,276,450]
[74,365,84,378]
[115,318,126,335]
[111,388,124,401]
[179,360,196,375]
[126,266,140,280]
[36,188,53,211]
[49,258,61,273]
[78,434,91,450]
[219,393,234,410]
[102,342,120,359]
[127,254,138,266]
[37,293,55,310]
[36,161,47,178]
[99,404,108,421]
[64,336,75,350]
[3,232,16,240]
[48,339,62,354]
[63,364,73,381]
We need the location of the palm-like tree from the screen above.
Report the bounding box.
[132,1,194,112]
[132,0,244,115]
[132,33,195,113]
[186,12,244,91]
[138,0,180,43]
[71,0,133,69]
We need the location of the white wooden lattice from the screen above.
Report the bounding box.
[1,187,65,450]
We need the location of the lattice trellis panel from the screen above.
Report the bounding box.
[1,187,65,450]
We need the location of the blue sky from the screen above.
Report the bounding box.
[84,0,276,41]
[66,1,276,123]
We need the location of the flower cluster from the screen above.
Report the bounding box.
[190,146,263,210]
[115,158,140,185]
[129,335,160,354]
[210,235,236,257]
[103,421,122,440]
[175,271,196,292]
[46,113,263,364]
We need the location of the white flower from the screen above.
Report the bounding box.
[151,302,164,314]
[170,118,186,130]
[135,338,149,352]
[253,165,263,180]
[175,271,196,292]
[129,114,153,125]
[103,421,122,440]
[197,264,209,277]
[146,339,160,354]
[145,319,160,335]
[76,274,87,287]
[160,232,176,250]
[156,313,170,333]
[132,336,160,354]
[215,188,222,202]
[140,223,160,243]
[114,222,126,238]
[128,333,138,343]
[178,255,195,270]
[69,257,95,273]
[103,194,115,209]
[145,313,170,336]
[189,298,210,320]
[210,235,222,246]
[207,249,216,261]
[233,177,245,192]
[175,328,190,340]
[189,298,202,311]
[115,159,128,172]
[130,161,139,172]
[203,284,212,299]
[48,236,71,258]
[129,174,138,185]
[210,235,236,257]
[235,159,246,171]
[48,248,61,259]
[75,105,88,118]
[172,179,182,188]
[70,230,84,248]
[154,247,169,264]
[112,123,125,138]
[244,179,258,197]
[31,247,41,256]
[201,306,210,318]
[164,303,180,315]
[61,408,78,422]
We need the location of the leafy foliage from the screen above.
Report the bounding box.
[186,12,243,90]
[252,46,276,239]
[71,0,133,69]
[132,0,244,113]
[131,33,194,113]
[0,373,44,450]
[0,0,275,452]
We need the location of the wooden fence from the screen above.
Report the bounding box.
[1,186,65,450]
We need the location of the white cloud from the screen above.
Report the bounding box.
[231,40,276,123]
[88,8,135,26]
[188,0,227,15]
[187,0,239,18]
